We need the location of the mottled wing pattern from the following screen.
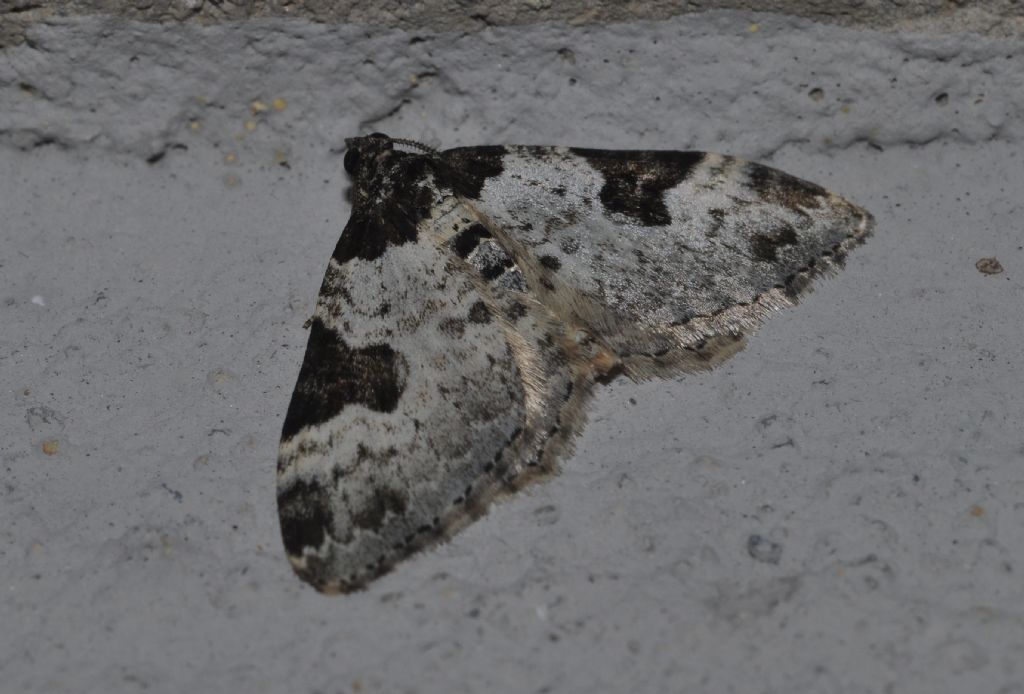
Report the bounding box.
[445,146,873,377]
[278,139,587,593]
[278,135,873,593]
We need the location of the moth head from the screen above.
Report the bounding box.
[343,132,394,177]
[343,134,440,179]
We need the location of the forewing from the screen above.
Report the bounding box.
[443,146,873,376]
[276,153,575,593]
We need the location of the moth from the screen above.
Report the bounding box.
[277,133,873,593]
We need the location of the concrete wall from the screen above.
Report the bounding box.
[3,0,1024,47]
[3,4,1023,694]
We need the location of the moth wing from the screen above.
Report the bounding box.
[443,145,873,377]
[276,158,573,593]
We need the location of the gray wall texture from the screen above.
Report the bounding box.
[3,0,1024,46]
[2,4,1023,694]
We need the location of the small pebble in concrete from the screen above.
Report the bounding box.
[975,257,1003,274]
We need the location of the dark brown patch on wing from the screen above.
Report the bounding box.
[452,223,492,258]
[440,146,507,199]
[746,163,826,213]
[278,478,334,556]
[281,318,408,440]
[352,487,408,530]
[468,300,492,324]
[571,148,704,226]
[333,156,435,264]
[506,301,528,320]
[750,224,799,262]
[539,255,562,271]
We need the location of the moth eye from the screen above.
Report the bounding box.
[343,148,362,175]
[368,132,390,141]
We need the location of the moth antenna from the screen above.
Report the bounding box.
[389,137,439,155]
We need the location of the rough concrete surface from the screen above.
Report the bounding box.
[2,10,1023,694]
[4,0,1024,48]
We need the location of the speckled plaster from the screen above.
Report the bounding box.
[2,11,1023,694]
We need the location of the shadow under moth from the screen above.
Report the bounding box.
[277,133,873,593]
